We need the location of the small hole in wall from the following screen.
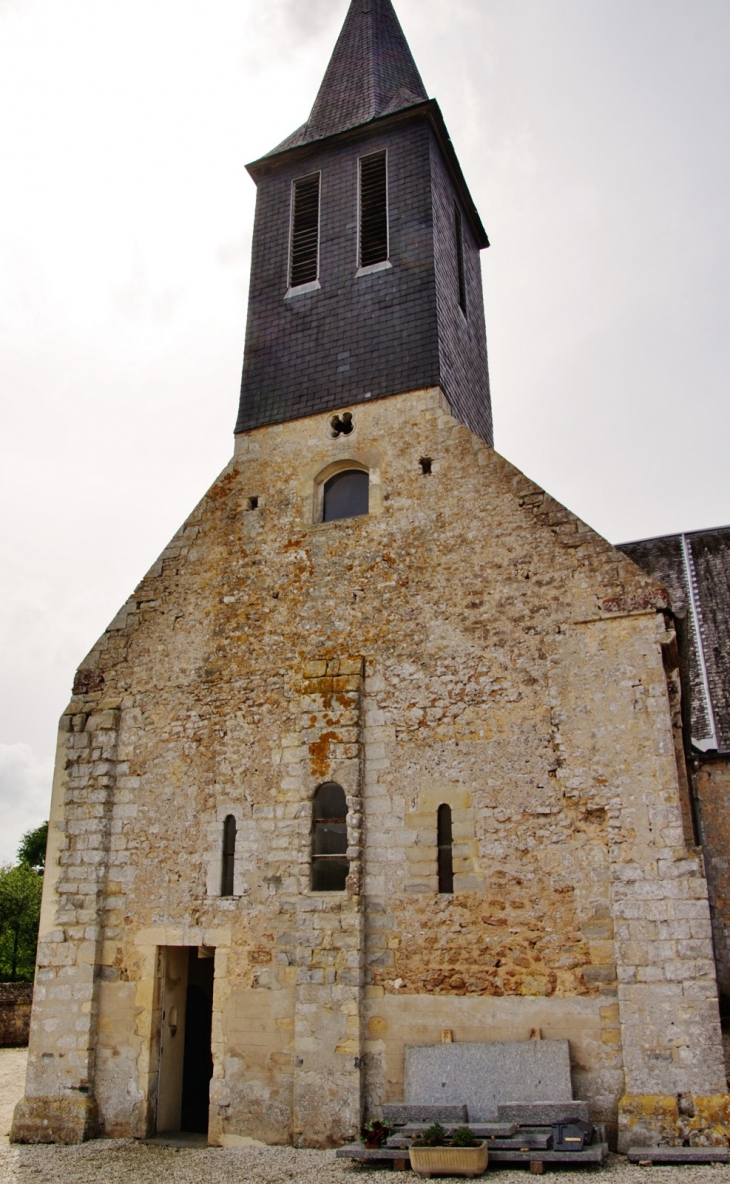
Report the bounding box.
[245,496,259,510]
[330,412,354,438]
[420,457,432,475]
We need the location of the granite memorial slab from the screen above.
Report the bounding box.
[382,1104,468,1125]
[404,1040,572,1121]
[498,1101,589,1124]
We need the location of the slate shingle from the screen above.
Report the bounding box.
[234,0,492,443]
[619,527,730,753]
[267,0,428,156]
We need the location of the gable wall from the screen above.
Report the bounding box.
[14,388,727,1148]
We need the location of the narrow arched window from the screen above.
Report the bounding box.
[311,782,349,891]
[437,804,453,894]
[323,470,369,523]
[221,815,236,897]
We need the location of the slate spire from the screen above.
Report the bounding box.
[271,0,428,154]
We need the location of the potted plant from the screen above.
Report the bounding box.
[361,1119,393,1149]
[409,1124,489,1178]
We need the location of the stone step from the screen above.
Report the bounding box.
[489,1143,609,1167]
[392,1123,517,1139]
[628,1146,730,1165]
[485,1134,553,1151]
[386,1134,537,1152]
[336,1141,610,1170]
[336,1144,413,1163]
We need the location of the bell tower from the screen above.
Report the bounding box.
[235,0,493,443]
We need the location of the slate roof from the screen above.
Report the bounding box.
[619,526,730,754]
[265,0,428,158]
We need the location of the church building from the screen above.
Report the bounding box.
[13,0,730,1152]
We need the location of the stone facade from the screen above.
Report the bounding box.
[618,529,730,1017]
[0,984,32,1047]
[12,387,730,1148]
[12,0,730,1154]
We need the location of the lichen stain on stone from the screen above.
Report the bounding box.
[308,730,341,777]
[377,884,592,999]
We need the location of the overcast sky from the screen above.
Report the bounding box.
[1,0,729,863]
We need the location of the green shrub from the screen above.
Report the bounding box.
[450,1126,477,1147]
[421,1123,447,1146]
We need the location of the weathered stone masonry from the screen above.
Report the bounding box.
[13,387,730,1148]
[12,0,730,1152]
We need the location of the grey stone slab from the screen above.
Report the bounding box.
[498,1101,589,1124]
[393,1123,517,1139]
[335,1144,410,1160]
[383,1104,468,1125]
[628,1147,730,1164]
[489,1143,608,1166]
[336,1142,610,1167]
[489,1134,553,1150]
[405,1040,572,1122]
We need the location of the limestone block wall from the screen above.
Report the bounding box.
[12,386,729,1148]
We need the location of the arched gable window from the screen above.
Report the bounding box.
[311,782,349,891]
[221,815,236,897]
[323,470,369,523]
[437,804,453,894]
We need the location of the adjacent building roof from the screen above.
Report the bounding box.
[619,526,730,754]
[265,0,428,158]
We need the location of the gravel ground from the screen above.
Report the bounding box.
[1,1047,28,1144]
[2,1143,730,1184]
[4,1049,730,1184]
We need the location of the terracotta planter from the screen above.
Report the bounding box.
[409,1141,489,1178]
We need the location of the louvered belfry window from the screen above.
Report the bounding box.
[359,151,388,268]
[290,173,320,288]
[455,204,467,314]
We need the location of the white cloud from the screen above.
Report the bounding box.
[0,744,53,866]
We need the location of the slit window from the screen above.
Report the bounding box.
[311,782,349,892]
[323,469,369,522]
[359,151,388,268]
[455,204,467,315]
[221,815,236,897]
[437,803,454,894]
[290,173,320,288]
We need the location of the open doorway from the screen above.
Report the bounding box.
[156,947,214,1135]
